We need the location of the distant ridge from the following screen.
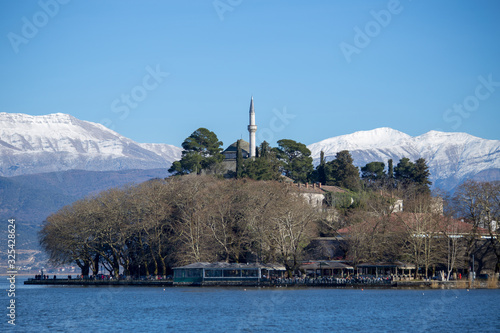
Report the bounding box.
[308,128,500,192]
[0,112,182,177]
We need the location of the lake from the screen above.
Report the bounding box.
[2,277,500,332]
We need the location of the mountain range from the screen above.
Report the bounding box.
[1,112,499,197]
[307,127,500,192]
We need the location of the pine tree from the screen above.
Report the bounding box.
[242,142,280,180]
[413,158,432,194]
[168,128,224,175]
[394,157,415,182]
[275,139,313,183]
[325,150,360,191]
[361,162,385,181]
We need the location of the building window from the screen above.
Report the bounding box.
[205,269,223,278]
[242,269,258,277]
[223,269,241,278]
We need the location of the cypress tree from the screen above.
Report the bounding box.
[387,159,394,189]
[236,139,243,179]
[387,159,394,179]
[318,151,326,185]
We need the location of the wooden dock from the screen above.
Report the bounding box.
[24,278,173,287]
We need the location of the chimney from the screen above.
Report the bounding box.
[319,183,322,189]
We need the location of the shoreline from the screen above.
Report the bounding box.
[23,278,498,289]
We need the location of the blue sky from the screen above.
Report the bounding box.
[1,0,499,148]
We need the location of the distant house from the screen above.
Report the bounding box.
[294,182,346,207]
[391,199,404,213]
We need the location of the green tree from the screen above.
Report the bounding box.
[313,150,327,185]
[259,141,271,158]
[168,128,224,175]
[387,158,394,188]
[236,139,243,179]
[387,159,394,180]
[361,162,386,181]
[394,157,415,183]
[413,158,432,194]
[325,150,360,191]
[243,141,281,180]
[274,139,313,183]
[393,157,432,194]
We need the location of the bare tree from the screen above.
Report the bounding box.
[170,176,216,264]
[398,196,443,279]
[453,180,500,273]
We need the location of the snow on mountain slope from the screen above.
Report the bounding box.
[138,143,182,162]
[0,112,182,176]
[308,128,500,191]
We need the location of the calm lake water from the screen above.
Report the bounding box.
[2,277,500,332]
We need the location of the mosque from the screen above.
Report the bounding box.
[219,97,257,176]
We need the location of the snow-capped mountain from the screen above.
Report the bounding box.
[0,112,182,176]
[2,113,498,192]
[308,127,500,191]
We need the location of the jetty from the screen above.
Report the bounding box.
[24,277,173,287]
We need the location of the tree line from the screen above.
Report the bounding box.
[168,127,432,195]
[40,174,499,278]
[40,176,320,277]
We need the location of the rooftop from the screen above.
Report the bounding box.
[174,262,286,270]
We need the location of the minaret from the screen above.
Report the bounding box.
[248,96,257,158]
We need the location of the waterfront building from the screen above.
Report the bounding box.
[300,260,354,277]
[173,262,285,285]
[356,262,415,278]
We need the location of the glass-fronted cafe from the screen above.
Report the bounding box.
[173,262,285,285]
